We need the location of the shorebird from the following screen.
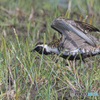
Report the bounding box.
[31,17,100,60]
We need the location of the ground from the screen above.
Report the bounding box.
[0,0,100,100]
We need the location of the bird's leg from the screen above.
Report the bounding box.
[82,58,85,63]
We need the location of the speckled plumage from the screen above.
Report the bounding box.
[31,17,100,60]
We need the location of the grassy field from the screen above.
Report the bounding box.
[0,0,100,99]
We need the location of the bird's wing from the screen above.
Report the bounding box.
[69,20,100,33]
[60,31,86,51]
[51,17,99,47]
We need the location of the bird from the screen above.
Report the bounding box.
[31,17,100,60]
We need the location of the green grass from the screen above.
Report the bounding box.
[0,0,100,99]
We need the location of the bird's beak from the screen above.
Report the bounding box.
[30,49,35,52]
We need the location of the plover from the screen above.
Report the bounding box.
[31,17,100,60]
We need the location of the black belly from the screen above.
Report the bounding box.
[61,53,99,60]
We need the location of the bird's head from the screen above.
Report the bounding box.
[31,42,51,55]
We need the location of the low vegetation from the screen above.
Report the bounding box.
[0,0,100,99]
